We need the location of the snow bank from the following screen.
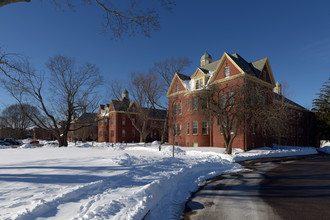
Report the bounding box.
[0,141,321,220]
[0,142,241,220]
[318,146,330,154]
[233,145,318,162]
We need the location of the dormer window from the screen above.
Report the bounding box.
[176,84,180,92]
[195,80,199,89]
[225,66,230,78]
[195,78,203,89]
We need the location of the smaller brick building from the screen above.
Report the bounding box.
[67,111,98,142]
[98,90,166,143]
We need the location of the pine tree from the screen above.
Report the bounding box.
[312,77,330,139]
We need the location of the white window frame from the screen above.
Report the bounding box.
[225,66,230,78]
[192,121,198,135]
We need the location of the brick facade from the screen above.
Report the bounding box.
[98,91,166,143]
[167,52,317,150]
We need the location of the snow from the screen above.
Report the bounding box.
[0,141,320,220]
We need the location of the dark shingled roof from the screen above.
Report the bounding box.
[72,112,97,125]
[228,53,257,76]
[112,98,131,111]
[177,73,191,81]
[148,108,167,120]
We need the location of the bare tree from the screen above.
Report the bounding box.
[198,79,280,154]
[0,0,176,38]
[259,94,292,149]
[3,55,103,146]
[152,57,191,89]
[147,57,191,143]
[0,103,39,139]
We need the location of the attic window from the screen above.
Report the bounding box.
[176,84,180,92]
[195,78,203,89]
[225,66,230,78]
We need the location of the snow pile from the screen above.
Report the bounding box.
[0,142,241,220]
[233,145,318,162]
[318,146,330,154]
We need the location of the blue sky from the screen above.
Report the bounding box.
[0,0,329,110]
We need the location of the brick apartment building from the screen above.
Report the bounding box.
[167,51,316,150]
[97,90,166,143]
[67,111,98,142]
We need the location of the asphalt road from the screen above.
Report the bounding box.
[182,155,330,220]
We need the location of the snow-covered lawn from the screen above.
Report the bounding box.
[0,141,319,220]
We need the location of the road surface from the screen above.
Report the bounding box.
[182,155,330,220]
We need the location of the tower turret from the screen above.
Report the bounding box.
[200,51,212,66]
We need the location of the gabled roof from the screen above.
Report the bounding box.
[251,57,268,77]
[73,112,97,124]
[177,73,191,81]
[111,98,131,111]
[228,53,257,76]
[199,59,220,72]
[166,73,190,97]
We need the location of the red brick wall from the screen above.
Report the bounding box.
[214,57,241,81]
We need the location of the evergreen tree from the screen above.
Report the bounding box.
[312,77,330,139]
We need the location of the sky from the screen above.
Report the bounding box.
[0,0,329,111]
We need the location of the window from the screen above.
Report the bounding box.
[111,117,114,125]
[174,104,177,115]
[192,121,198,134]
[187,142,189,147]
[202,122,208,135]
[104,118,108,125]
[176,84,180,92]
[173,124,176,136]
[178,103,182,114]
[111,130,114,137]
[177,124,181,136]
[122,129,126,138]
[221,94,226,108]
[104,130,108,137]
[187,98,190,110]
[187,122,190,134]
[225,66,230,78]
[195,78,204,89]
[229,92,234,106]
[195,79,200,89]
[132,130,135,138]
[192,97,198,110]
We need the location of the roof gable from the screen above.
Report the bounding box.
[209,52,245,84]
[166,73,189,97]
